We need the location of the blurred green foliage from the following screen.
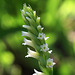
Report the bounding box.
[0,0,75,75]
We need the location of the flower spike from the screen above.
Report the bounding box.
[21,3,56,75]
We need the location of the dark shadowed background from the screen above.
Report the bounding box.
[0,0,75,75]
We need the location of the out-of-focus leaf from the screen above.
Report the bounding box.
[59,59,75,75]
[11,65,22,75]
[58,1,75,20]
[1,51,14,66]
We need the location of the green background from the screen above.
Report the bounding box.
[0,0,75,75]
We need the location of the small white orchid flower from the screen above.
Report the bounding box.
[46,58,56,68]
[25,48,39,59]
[33,69,45,75]
[37,33,45,40]
[22,38,34,48]
[40,43,49,52]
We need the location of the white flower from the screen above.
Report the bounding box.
[46,58,56,68]
[25,48,39,59]
[40,43,49,52]
[22,38,34,48]
[37,33,45,40]
[33,69,45,75]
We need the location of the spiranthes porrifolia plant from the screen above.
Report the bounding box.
[21,3,56,75]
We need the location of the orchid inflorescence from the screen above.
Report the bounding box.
[21,4,56,75]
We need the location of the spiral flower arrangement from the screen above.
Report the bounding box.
[21,4,56,75]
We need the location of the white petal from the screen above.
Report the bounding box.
[21,10,25,14]
[33,69,45,75]
[34,69,38,73]
[22,43,26,45]
[33,11,36,17]
[21,10,24,12]
[23,38,34,48]
[41,27,44,30]
[27,6,30,8]
[25,48,39,58]
[25,55,30,58]
[26,17,31,21]
[37,25,44,31]
[26,12,30,15]
[37,33,45,40]
[47,58,53,65]
[53,62,56,65]
[49,65,53,68]
[47,58,56,68]
[22,31,29,37]
[48,50,52,54]
[46,43,48,47]
[45,37,49,40]
[22,25,30,29]
[40,43,49,52]
[37,17,40,21]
